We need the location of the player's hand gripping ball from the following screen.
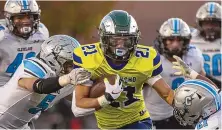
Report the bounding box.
[89,75,117,98]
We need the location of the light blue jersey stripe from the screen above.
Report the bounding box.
[180,80,220,110]
[24,60,46,78]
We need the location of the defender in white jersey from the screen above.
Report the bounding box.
[0,0,49,86]
[0,35,91,129]
[172,55,221,130]
[191,2,221,86]
[143,18,205,129]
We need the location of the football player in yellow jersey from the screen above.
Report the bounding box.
[72,10,175,129]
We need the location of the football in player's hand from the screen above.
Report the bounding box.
[89,75,117,98]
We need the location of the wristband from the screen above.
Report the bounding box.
[190,70,199,79]
[58,74,71,86]
[97,95,110,107]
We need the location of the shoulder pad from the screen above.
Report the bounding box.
[190,27,200,37]
[136,44,158,60]
[0,25,6,42]
[188,44,196,49]
[0,19,10,42]
[38,22,49,38]
[134,45,162,77]
[187,45,203,58]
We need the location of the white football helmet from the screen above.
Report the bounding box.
[4,0,41,38]
[173,79,220,126]
[196,2,221,22]
[159,18,191,38]
[154,18,191,57]
[196,2,221,40]
[39,35,80,75]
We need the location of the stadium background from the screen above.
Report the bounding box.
[0,1,212,129]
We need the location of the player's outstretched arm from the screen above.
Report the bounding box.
[18,68,91,94]
[147,75,174,106]
[172,55,218,88]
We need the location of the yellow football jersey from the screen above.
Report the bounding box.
[73,42,162,129]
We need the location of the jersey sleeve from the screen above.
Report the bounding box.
[150,51,163,78]
[190,27,200,37]
[39,22,49,38]
[20,59,47,79]
[195,114,220,130]
[0,22,6,42]
[143,48,163,85]
[196,48,204,68]
[0,22,9,69]
[72,45,99,80]
[73,46,84,69]
[189,45,205,73]
[196,47,205,72]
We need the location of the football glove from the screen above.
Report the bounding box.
[172,55,198,79]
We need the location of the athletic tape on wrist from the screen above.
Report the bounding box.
[58,74,70,86]
[97,95,110,107]
[190,70,199,79]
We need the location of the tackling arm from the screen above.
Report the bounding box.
[18,68,91,94]
[18,75,71,94]
[172,55,218,89]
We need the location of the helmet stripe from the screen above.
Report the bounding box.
[21,0,28,9]
[177,19,180,32]
[173,19,177,34]
[180,80,220,110]
[173,18,179,34]
[209,3,215,16]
